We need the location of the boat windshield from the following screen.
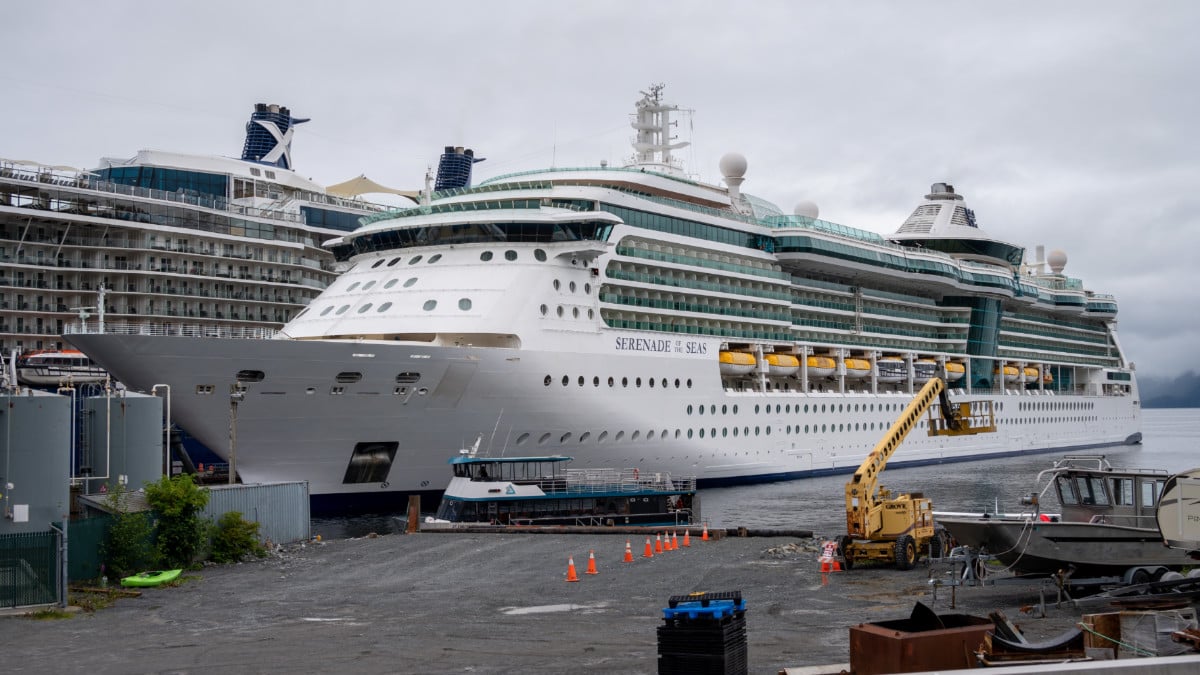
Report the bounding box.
[453,459,566,482]
[1056,474,1112,506]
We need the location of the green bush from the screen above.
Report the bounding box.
[144,474,209,568]
[209,511,265,563]
[101,485,158,579]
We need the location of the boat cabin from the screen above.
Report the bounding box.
[1046,455,1169,529]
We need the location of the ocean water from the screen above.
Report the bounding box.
[313,408,1200,540]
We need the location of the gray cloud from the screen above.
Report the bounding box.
[3,1,1195,377]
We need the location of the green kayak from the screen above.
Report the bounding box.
[120,569,183,588]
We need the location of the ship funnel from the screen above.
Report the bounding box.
[240,103,310,170]
[434,146,486,191]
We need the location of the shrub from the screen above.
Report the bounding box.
[209,511,265,563]
[101,485,157,579]
[144,474,210,568]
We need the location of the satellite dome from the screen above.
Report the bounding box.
[793,200,820,219]
[719,152,747,179]
[1047,249,1068,274]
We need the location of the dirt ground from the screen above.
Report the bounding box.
[2,532,1092,674]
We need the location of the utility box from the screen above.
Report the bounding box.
[849,602,992,674]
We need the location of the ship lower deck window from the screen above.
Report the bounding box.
[342,442,398,484]
[236,370,265,382]
[396,372,421,383]
[336,372,362,383]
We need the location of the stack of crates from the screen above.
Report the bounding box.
[657,591,747,675]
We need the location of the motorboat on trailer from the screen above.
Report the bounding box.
[937,455,1194,577]
[426,450,698,528]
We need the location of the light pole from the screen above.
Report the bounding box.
[229,383,246,485]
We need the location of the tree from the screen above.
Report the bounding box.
[101,484,157,579]
[145,474,210,568]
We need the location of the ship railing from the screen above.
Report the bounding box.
[561,468,696,493]
[63,321,280,340]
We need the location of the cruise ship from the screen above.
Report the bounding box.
[1,103,399,363]
[67,86,1141,514]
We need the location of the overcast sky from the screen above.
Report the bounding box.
[3,1,1196,379]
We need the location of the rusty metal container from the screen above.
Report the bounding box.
[849,603,992,674]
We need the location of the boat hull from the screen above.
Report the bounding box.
[937,516,1191,575]
[68,332,1143,514]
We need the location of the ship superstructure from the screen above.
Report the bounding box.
[0,103,392,358]
[66,87,1139,513]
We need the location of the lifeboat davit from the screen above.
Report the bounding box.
[912,358,937,382]
[995,365,1020,383]
[806,355,836,378]
[765,353,800,377]
[944,361,966,382]
[844,358,873,379]
[877,356,906,383]
[719,351,756,376]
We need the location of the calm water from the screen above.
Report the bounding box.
[313,408,1200,540]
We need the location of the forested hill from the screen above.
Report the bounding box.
[1140,371,1200,408]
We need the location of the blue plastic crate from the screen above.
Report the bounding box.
[662,598,746,621]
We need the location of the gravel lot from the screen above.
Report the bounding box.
[2,532,1087,674]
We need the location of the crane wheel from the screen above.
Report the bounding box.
[895,535,916,571]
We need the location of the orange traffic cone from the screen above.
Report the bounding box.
[643,537,654,558]
[623,540,634,563]
[586,549,599,575]
[701,523,709,541]
[683,530,691,547]
[566,556,580,582]
[655,533,665,553]
[672,531,680,550]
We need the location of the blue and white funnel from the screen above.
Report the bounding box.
[434,146,485,191]
[240,103,310,170]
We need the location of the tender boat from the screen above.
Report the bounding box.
[876,356,906,384]
[427,451,698,528]
[938,455,1194,576]
[16,349,108,386]
[912,358,937,382]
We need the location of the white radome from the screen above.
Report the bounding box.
[718,152,747,179]
[793,200,820,219]
[1048,249,1068,274]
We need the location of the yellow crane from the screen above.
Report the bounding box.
[840,377,997,569]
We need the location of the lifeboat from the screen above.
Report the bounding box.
[806,355,836,378]
[944,361,966,382]
[1023,366,1040,381]
[765,353,800,377]
[844,358,873,379]
[876,356,906,383]
[912,358,938,382]
[1042,371,1054,385]
[995,365,1020,383]
[718,351,756,376]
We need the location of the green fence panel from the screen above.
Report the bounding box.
[0,530,59,608]
[60,516,113,582]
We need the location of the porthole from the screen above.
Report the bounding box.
[648,378,655,388]
[427,254,442,264]
[560,432,572,443]
[516,433,530,445]
[377,302,392,312]
[569,281,577,292]
[384,279,398,289]
[615,431,625,441]
[362,280,376,290]
[371,259,385,268]
[732,427,739,437]
[593,376,600,387]
[636,377,642,387]
[540,304,548,316]
[538,433,551,445]
[687,429,694,439]
[755,405,760,414]
[584,283,591,294]
[579,432,590,442]
[608,377,614,387]
[556,306,564,317]
[632,431,641,440]
[346,281,361,292]
[674,379,681,388]
[422,300,437,311]
[480,251,493,261]
[572,307,579,318]
[578,376,584,386]
[387,257,401,266]
[687,379,693,388]
[699,428,705,438]
[403,278,417,287]
[732,404,738,414]
[622,377,628,387]
[534,249,547,262]
[661,378,668,388]
[553,279,561,291]
[408,255,423,265]
[504,250,517,261]
[722,428,728,438]
[721,405,727,415]
[544,375,552,386]
[562,375,569,386]
[598,431,608,442]
[336,305,350,315]
[710,405,716,414]
[459,298,472,311]
[357,303,372,313]
[320,306,334,316]
[698,406,704,416]
[687,405,694,415]
[587,309,594,319]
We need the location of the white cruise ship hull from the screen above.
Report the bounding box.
[67,332,1141,513]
